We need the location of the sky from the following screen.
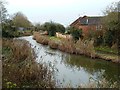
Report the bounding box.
[6,0,119,27]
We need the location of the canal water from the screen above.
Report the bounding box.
[19,36,120,88]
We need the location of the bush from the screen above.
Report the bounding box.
[56,24,65,33]
[104,30,114,47]
[2,39,55,88]
[94,35,103,46]
[42,22,65,36]
[68,26,83,41]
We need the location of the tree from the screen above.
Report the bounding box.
[68,26,83,41]
[42,22,65,36]
[101,1,119,47]
[48,23,56,36]
[0,0,8,23]
[12,12,32,28]
[2,19,18,37]
[55,23,65,33]
[34,23,41,31]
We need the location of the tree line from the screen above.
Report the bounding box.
[1,0,119,49]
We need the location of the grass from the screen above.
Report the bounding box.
[75,39,96,58]
[33,32,119,63]
[33,32,49,45]
[95,46,118,55]
[2,38,55,88]
[33,32,96,58]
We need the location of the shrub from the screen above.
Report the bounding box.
[42,22,65,36]
[68,26,83,41]
[2,39,55,88]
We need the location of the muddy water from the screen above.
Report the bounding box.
[20,36,120,88]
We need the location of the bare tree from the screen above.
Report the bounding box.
[12,12,32,28]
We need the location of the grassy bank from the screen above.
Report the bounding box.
[33,32,120,63]
[95,46,118,55]
[2,38,55,88]
[33,32,96,57]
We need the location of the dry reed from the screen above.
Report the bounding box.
[33,32,96,57]
[2,38,55,88]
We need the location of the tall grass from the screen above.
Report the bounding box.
[48,39,58,49]
[58,39,75,54]
[2,38,55,88]
[76,39,96,58]
[33,32,49,45]
[33,32,96,58]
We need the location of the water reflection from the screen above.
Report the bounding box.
[19,36,120,88]
[64,54,120,85]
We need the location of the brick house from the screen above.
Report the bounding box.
[70,15,103,34]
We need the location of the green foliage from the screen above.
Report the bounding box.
[55,23,65,33]
[101,2,119,47]
[6,82,17,88]
[42,22,65,36]
[95,46,118,55]
[48,23,56,36]
[2,19,19,38]
[68,26,83,40]
[104,30,114,47]
[94,35,103,46]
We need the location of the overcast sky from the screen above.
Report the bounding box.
[6,0,119,26]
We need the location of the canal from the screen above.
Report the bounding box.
[19,36,120,88]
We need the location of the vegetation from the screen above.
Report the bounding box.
[1,0,120,88]
[97,2,119,48]
[1,1,33,38]
[33,32,119,63]
[95,45,118,55]
[2,39,55,88]
[12,12,32,28]
[36,22,65,36]
[66,26,83,40]
[33,32,96,58]
[0,0,8,23]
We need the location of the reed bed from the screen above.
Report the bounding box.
[33,32,96,58]
[48,39,58,49]
[2,38,55,88]
[75,39,96,58]
[33,32,49,45]
[58,39,75,54]
[33,32,119,62]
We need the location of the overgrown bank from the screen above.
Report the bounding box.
[2,38,55,88]
[33,32,119,63]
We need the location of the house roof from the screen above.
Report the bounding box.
[70,16,103,26]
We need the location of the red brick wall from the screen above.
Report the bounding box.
[78,25,96,34]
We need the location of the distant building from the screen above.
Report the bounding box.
[70,15,103,34]
[17,27,25,31]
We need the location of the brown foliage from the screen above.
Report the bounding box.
[2,39,55,88]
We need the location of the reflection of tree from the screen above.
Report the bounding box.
[63,54,120,84]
